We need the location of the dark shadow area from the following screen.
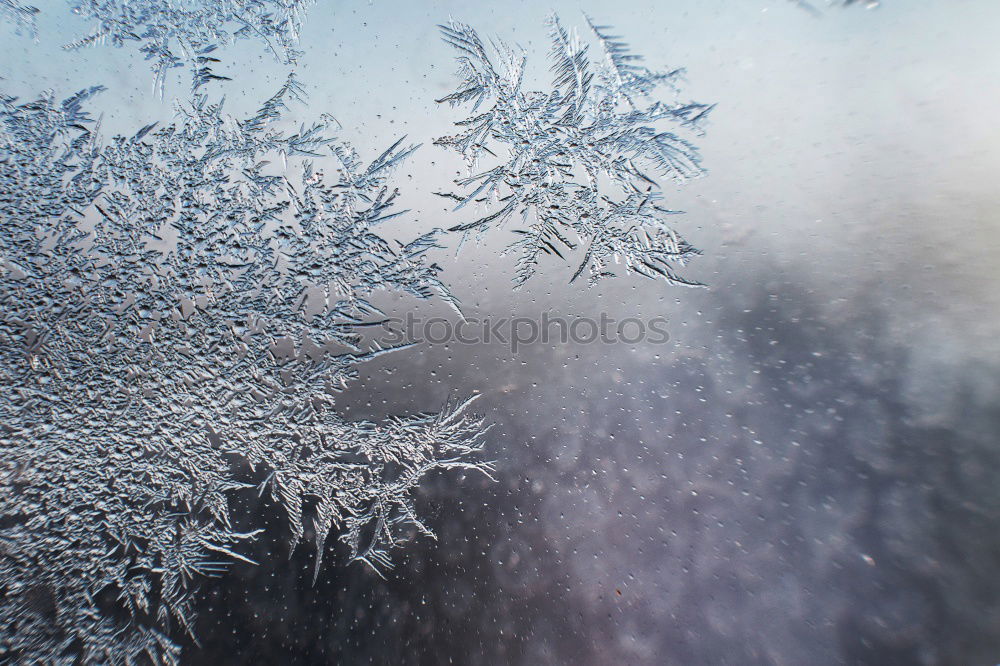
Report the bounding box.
[188,279,1000,665]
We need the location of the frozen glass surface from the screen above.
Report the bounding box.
[2,1,999,664]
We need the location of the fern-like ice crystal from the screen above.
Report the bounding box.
[0,78,490,664]
[6,0,317,93]
[436,15,714,288]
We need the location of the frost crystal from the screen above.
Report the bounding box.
[0,0,38,36]
[62,0,315,93]
[791,0,880,14]
[436,15,714,288]
[0,78,489,663]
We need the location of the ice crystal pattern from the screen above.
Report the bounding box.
[59,0,315,93]
[0,0,38,36]
[0,78,490,663]
[436,16,714,288]
[791,0,880,14]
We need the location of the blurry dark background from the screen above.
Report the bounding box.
[186,271,1000,665]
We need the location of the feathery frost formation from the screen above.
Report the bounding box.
[0,0,37,35]
[6,0,315,93]
[65,0,314,92]
[0,78,490,663]
[436,15,714,288]
[791,0,880,15]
